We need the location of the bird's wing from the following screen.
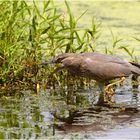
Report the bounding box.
[129,62,140,75]
[81,52,140,76]
[80,52,127,64]
[81,57,132,81]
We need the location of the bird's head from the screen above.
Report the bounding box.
[52,53,75,63]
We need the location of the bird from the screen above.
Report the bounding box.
[43,52,140,105]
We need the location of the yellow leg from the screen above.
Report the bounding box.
[104,86,115,104]
[104,77,125,104]
[105,77,125,91]
[118,77,126,86]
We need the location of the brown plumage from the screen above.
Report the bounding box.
[44,52,140,105]
[52,52,140,81]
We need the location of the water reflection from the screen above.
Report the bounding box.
[0,84,139,139]
[0,91,55,139]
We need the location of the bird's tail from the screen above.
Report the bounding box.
[130,61,140,75]
[130,62,140,68]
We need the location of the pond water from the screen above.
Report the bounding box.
[1,1,140,139]
[0,80,140,139]
[55,1,140,56]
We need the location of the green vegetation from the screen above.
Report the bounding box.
[0,0,139,89]
[0,0,99,88]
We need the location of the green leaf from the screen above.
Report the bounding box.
[119,46,133,58]
[76,9,88,22]
[133,37,140,42]
[65,43,71,53]
[65,0,75,28]
[43,0,50,13]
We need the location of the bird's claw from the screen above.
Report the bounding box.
[104,77,125,105]
[104,86,115,104]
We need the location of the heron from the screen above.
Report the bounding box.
[43,52,140,105]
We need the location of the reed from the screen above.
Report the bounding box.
[0,1,138,90]
[0,0,99,88]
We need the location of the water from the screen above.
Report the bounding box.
[1,1,140,139]
[55,1,140,56]
[0,82,140,139]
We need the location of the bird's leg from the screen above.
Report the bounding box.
[96,83,105,105]
[104,77,125,103]
[105,77,125,92]
[104,86,115,104]
[118,77,126,86]
[97,92,105,105]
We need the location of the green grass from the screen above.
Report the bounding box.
[0,1,99,88]
[0,0,139,89]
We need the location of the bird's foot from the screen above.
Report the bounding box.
[104,86,115,105]
[96,92,115,106]
[103,77,126,105]
[106,99,116,106]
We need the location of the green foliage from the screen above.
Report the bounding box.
[105,30,137,63]
[1,0,136,88]
[0,0,99,86]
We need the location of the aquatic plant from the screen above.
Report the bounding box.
[0,0,99,88]
[0,0,138,90]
